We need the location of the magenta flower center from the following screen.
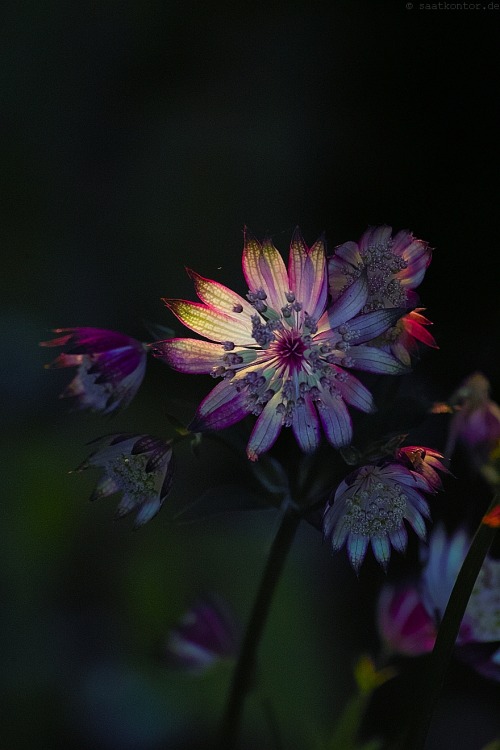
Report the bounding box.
[270,328,307,371]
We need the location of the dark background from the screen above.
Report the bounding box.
[1,2,499,749]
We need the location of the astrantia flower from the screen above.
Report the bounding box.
[420,523,500,681]
[153,229,408,460]
[323,460,434,571]
[376,583,437,656]
[79,434,174,527]
[373,309,438,367]
[397,445,450,492]
[41,327,147,414]
[445,372,500,467]
[328,226,436,364]
[164,595,239,674]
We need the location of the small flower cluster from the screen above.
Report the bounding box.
[77,434,175,527]
[323,446,449,571]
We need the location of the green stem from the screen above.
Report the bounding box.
[217,506,301,750]
[406,493,499,750]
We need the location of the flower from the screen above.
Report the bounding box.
[323,459,435,572]
[164,595,239,674]
[374,524,500,681]
[376,583,437,656]
[328,226,436,364]
[396,445,450,492]
[40,327,147,414]
[78,434,174,527]
[445,372,500,467]
[483,504,500,528]
[153,229,408,461]
[419,523,500,681]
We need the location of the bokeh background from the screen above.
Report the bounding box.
[2,2,499,748]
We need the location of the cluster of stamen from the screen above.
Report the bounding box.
[336,239,409,312]
[342,477,407,536]
[362,241,408,311]
[109,453,157,500]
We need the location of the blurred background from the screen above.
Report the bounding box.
[1,1,499,748]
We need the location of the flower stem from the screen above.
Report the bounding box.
[217,507,301,750]
[405,493,499,750]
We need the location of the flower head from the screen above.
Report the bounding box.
[445,372,500,466]
[79,434,174,527]
[376,524,500,680]
[419,523,500,681]
[396,445,450,492]
[323,459,434,572]
[377,583,437,656]
[328,226,436,364]
[164,595,239,674]
[153,229,408,460]
[420,524,500,645]
[41,327,147,414]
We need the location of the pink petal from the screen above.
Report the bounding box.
[288,229,327,319]
[187,269,256,318]
[151,338,224,373]
[242,230,288,312]
[163,299,255,346]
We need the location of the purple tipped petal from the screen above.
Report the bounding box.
[242,230,288,312]
[189,380,251,432]
[162,299,255,346]
[41,327,147,414]
[151,338,225,373]
[288,229,327,319]
[187,269,256,318]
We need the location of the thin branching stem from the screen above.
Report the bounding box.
[217,506,301,750]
